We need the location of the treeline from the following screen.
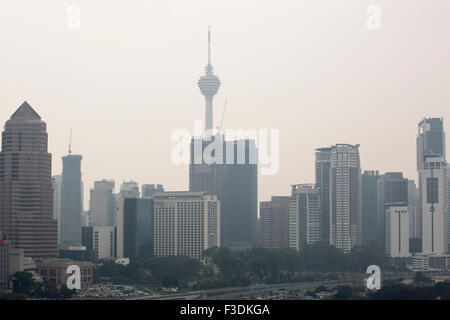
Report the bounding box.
[0,271,75,300]
[94,244,396,290]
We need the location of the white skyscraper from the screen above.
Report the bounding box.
[153,192,220,260]
[329,144,362,253]
[289,184,320,251]
[89,180,116,227]
[385,205,410,258]
[419,155,448,255]
[198,26,221,135]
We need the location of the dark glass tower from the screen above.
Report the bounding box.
[315,147,332,245]
[189,135,258,249]
[60,153,82,249]
[361,170,379,247]
[0,101,57,258]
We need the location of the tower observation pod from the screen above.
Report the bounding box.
[198,26,221,137]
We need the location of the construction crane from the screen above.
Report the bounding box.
[217,98,227,132]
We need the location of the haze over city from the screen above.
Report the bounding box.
[0,0,449,208]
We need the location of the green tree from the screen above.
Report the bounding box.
[334,285,353,300]
[12,271,34,295]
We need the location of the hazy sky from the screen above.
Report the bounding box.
[0,0,449,208]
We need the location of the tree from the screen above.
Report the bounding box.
[59,284,75,300]
[414,272,432,286]
[334,286,353,300]
[12,271,34,295]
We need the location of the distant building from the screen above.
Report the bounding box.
[119,181,140,199]
[419,155,448,255]
[8,248,36,276]
[36,259,93,288]
[153,192,220,260]
[417,118,445,171]
[59,246,95,262]
[0,101,57,258]
[60,154,83,249]
[89,180,115,226]
[82,226,116,260]
[141,184,164,198]
[376,172,409,251]
[289,184,320,251]
[315,147,332,245]
[361,170,379,247]
[385,205,410,258]
[329,144,361,252]
[0,233,9,291]
[257,196,290,249]
[116,198,154,259]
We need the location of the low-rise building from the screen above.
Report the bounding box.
[36,259,93,288]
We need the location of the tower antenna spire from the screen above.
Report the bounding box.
[208,25,211,65]
[68,127,72,155]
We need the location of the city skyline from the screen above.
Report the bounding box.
[0,1,449,209]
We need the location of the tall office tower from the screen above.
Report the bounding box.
[419,155,448,254]
[376,172,409,251]
[189,136,258,250]
[52,175,62,243]
[141,184,164,198]
[329,144,361,253]
[289,184,320,251]
[385,205,410,258]
[448,174,450,249]
[82,226,116,260]
[417,118,446,171]
[198,27,221,135]
[361,171,379,247]
[60,153,83,249]
[0,102,57,258]
[257,196,290,249]
[119,180,140,199]
[153,192,220,260]
[315,147,332,245]
[89,180,115,227]
[0,232,9,291]
[116,197,154,258]
[408,180,420,239]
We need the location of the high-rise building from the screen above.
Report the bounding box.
[289,184,320,251]
[0,232,9,291]
[419,155,448,254]
[0,102,57,258]
[361,170,379,247]
[116,198,154,259]
[315,147,332,245]
[82,226,116,260]
[119,180,140,199]
[189,136,257,249]
[408,180,420,239]
[198,26,221,135]
[257,196,290,249]
[385,205,410,258]
[376,172,409,251]
[417,118,446,171]
[153,192,220,260]
[89,180,115,227]
[329,144,361,252]
[60,153,83,249]
[141,184,164,198]
[52,175,62,243]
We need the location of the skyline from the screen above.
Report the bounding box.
[1,1,449,208]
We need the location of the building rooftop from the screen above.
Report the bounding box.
[10,101,41,121]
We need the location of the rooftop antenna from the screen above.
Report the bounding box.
[68,127,72,155]
[217,98,227,132]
